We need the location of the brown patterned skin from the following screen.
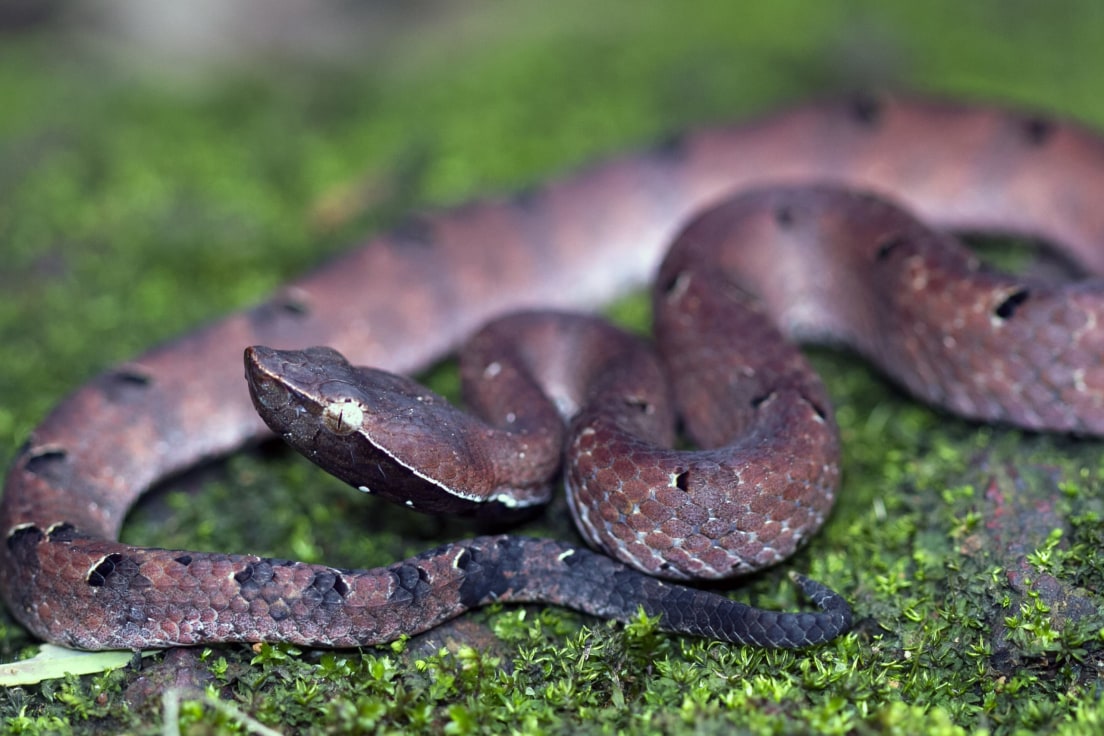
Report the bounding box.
[3,95,1104,650]
[247,310,835,585]
[244,316,848,648]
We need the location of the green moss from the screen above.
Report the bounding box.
[4,1,1104,734]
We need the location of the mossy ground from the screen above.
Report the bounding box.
[3,2,1104,734]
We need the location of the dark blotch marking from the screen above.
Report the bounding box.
[847,94,883,127]
[174,555,193,566]
[454,547,473,571]
[647,130,689,165]
[995,288,1030,320]
[875,234,906,262]
[392,563,433,603]
[730,561,744,573]
[558,546,587,568]
[87,553,124,587]
[456,540,518,609]
[235,560,275,586]
[508,186,542,213]
[23,448,69,485]
[750,392,774,409]
[675,471,690,492]
[1022,116,1054,147]
[774,204,795,227]
[5,526,46,572]
[273,295,310,317]
[309,570,349,605]
[662,270,688,299]
[102,368,153,403]
[234,560,279,601]
[388,216,435,249]
[46,523,78,542]
[269,601,290,621]
[249,293,311,334]
[801,392,829,421]
[6,525,44,552]
[333,573,350,597]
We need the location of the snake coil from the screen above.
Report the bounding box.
[4,95,1104,650]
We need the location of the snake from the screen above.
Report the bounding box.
[4,94,1104,652]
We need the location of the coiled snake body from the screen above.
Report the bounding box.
[4,96,1104,650]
